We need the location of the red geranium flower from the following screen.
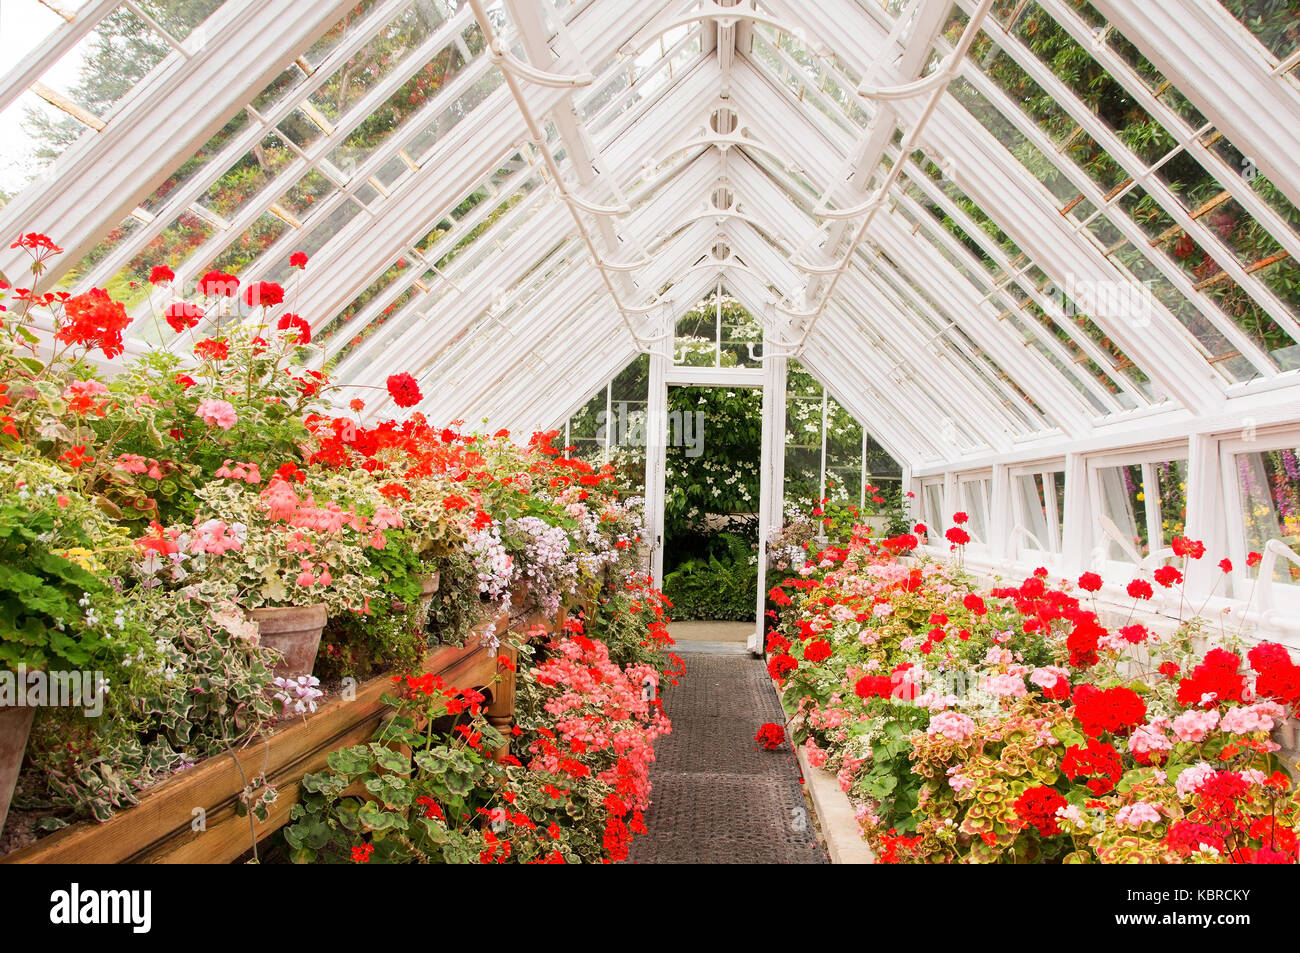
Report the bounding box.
[11,232,62,253]
[289,251,309,269]
[754,723,786,750]
[1061,738,1123,795]
[1077,571,1103,592]
[767,653,797,683]
[1126,579,1153,600]
[59,445,93,469]
[945,526,970,546]
[57,288,130,358]
[193,337,229,361]
[386,372,422,408]
[276,312,311,343]
[1176,648,1246,707]
[952,511,969,524]
[1153,565,1183,588]
[149,265,174,284]
[1013,786,1067,837]
[242,281,284,308]
[803,639,832,663]
[164,300,201,332]
[1171,536,1205,559]
[1071,683,1146,737]
[197,270,238,297]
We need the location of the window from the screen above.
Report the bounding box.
[1227,439,1300,595]
[1090,451,1189,570]
[783,362,903,514]
[1012,467,1067,561]
[958,474,992,547]
[922,481,945,536]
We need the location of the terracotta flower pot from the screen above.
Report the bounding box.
[0,705,35,837]
[251,604,328,680]
[415,571,439,627]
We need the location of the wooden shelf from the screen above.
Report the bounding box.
[1,603,542,865]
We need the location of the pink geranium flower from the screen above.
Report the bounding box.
[196,397,237,430]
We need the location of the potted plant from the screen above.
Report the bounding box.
[0,455,135,834]
[175,471,397,679]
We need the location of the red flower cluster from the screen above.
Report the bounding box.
[193,337,229,361]
[1153,565,1183,588]
[854,674,895,700]
[1066,615,1105,667]
[945,526,971,546]
[1176,648,1246,708]
[1071,683,1146,737]
[242,280,284,308]
[1171,536,1206,559]
[1013,785,1067,837]
[767,652,797,683]
[1061,738,1123,795]
[276,312,311,343]
[1077,571,1103,592]
[1248,642,1300,708]
[1126,579,1153,600]
[386,372,422,408]
[57,288,130,358]
[803,639,832,663]
[197,270,238,297]
[164,300,201,332]
[754,723,786,750]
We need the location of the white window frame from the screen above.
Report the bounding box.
[1219,425,1300,616]
[920,477,945,541]
[1086,442,1189,578]
[957,470,993,553]
[1009,461,1067,566]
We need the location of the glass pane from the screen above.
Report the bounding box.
[134,0,227,41]
[1098,463,1149,560]
[961,478,990,544]
[1155,458,1189,545]
[1215,1,1300,59]
[1236,446,1300,584]
[924,484,944,533]
[824,398,863,505]
[1017,473,1052,552]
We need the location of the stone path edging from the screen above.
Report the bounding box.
[794,742,877,864]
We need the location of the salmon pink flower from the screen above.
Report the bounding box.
[196,398,237,430]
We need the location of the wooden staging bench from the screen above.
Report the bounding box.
[2,597,561,865]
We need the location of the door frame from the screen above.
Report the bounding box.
[642,338,785,655]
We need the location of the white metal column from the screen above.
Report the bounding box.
[644,314,671,584]
[751,347,788,654]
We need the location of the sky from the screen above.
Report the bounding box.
[0,0,90,196]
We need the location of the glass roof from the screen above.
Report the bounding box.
[2,0,1299,469]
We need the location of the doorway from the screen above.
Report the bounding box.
[660,383,762,628]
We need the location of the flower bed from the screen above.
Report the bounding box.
[768,514,1300,864]
[285,575,679,864]
[0,235,674,861]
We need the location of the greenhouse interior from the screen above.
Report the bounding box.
[0,0,1299,883]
